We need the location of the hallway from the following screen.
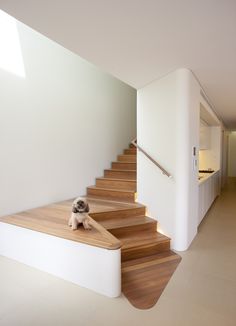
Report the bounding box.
[0,179,236,325]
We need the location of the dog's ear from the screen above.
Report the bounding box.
[72,205,78,213]
[85,203,89,213]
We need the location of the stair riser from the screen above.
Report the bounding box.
[109,222,157,237]
[117,155,136,162]
[87,188,136,202]
[129,143,136,148]
[104,170,136,180]
[122,241,170,262]
[112,162,136,170]
[96,179,136,191]
[90,207,146,221]
[124,149,137,155]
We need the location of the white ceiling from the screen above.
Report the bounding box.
[1,0,236,128]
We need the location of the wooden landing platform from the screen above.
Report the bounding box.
[0,198,144,250]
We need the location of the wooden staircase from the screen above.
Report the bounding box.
[86,143,181,309]
[0,142,181,309]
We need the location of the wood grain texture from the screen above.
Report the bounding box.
[122,251,181,309]
[111,162,136,170]
[124,148,137,154]
[0,198,139,250]
[88,144,181,309]
[87,186,136,202]
[117,154,136,162]
[104,169,136,180]
[96,178,136,191]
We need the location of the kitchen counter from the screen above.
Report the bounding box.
[198,170,220,224]
[198,170,220,185]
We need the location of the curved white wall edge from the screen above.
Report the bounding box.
[0,222,121,298]
[137,68,199,252]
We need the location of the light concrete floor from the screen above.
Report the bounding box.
[1,179,236,326]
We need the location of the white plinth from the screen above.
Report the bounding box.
[0,222,121,298]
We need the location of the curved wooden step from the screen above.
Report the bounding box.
[122,251,182,309]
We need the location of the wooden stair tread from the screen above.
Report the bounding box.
[104,169,136,180]
[104,169,136,173]
[122,250,181,269]
[100,215,156,230]
[86,195,136,203]
[87,186,136,193]
[122,250,182,309]
[124,151,136,155]
[96,177,136,183]
[112,161,136,164]
[117,155,136,162]
[120,231,170,249]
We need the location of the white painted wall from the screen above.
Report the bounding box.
[0,12,136,217]
[137,69,199,251]
[228,132,236,176]
[222,130,229,186]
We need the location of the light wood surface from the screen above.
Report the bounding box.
[104,169,136,180]
[96,178,136,191]
[124,148,136,154]
[122,251,181,309]
[85,145,181,309]
[117,155,136,162]
[0,198,140,250]
[111,162,136,170]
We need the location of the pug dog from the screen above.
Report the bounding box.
[68,197,91,230]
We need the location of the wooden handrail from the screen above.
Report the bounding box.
[131,139,172,178]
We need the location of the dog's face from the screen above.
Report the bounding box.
[72,197,89,213]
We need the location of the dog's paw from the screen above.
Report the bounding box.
[83,222,92,230]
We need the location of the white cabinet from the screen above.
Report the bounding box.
[198,171,220,224]
[200,121,210,150]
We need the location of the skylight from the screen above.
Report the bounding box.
[0,10,25,78]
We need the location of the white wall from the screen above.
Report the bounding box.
[137,68,199,251]
[228,132,236,176]
[0,12,136,217]
[0,222,121,297]
[222,130,229,186]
